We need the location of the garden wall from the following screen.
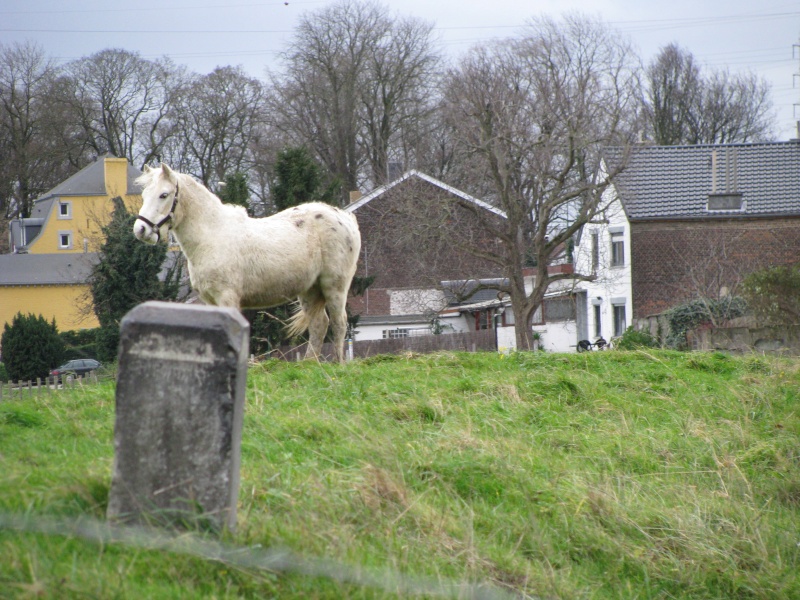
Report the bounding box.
[687,325,800,354]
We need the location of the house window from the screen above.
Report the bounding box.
[613,304,627,337]
[591,232,599,272]
[58,201,72,219]
[382,328,409,339]
[475,311,492,330]
[58,231,73,249]
[593,303,602,338]
[544,296,576,323]
[610,231,624,267]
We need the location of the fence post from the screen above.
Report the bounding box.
[107,301,249,533]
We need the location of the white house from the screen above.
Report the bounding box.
[570,192,633,345]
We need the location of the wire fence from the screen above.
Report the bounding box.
[0,513,525,599]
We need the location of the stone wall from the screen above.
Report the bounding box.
[687,324,800,354]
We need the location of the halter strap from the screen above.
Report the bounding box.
[136,181,180,241]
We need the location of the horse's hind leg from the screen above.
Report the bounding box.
[324,289,349,364]
[302,293,329,361]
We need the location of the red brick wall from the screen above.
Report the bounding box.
[631,217,800,318]
[349,176,505,317]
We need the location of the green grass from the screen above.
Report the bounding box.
[1,350,799,598]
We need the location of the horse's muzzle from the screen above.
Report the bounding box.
[133,219,160,245]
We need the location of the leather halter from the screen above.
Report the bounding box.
[136,181,180,242]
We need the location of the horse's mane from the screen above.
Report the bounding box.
[134,168,158,190]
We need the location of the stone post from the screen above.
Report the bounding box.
[107,301,249,532]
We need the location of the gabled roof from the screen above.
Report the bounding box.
[39,155,142,199]
[344,169,506,218]
[606,141,800,221]
[0,253,98,286]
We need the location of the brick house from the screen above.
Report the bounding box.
[344,170,507,341]
[606,141,800,324]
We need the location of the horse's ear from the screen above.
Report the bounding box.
[143,164,153,174]
[161,163,175,179]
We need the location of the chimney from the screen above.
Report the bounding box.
[711,150,717,193]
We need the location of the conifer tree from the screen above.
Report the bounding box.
[89,196,182,362]
[1,313,65,381]
[219,171,252,215]
[272,146,340,211]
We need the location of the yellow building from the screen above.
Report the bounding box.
[0,156,143,332]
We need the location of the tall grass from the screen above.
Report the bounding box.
[1,350,798,598]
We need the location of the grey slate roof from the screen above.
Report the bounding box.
[607,141,800,221]
[42,155,142,198]
[0,253,98,286]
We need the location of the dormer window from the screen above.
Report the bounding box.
[707,193,744,211]
[58,201,72,219]
[708,149,744,211]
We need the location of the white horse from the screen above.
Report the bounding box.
[133,164,361,363]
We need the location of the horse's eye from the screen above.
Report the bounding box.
[159,192,169,199]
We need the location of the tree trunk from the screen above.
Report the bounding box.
[512,298,538,351]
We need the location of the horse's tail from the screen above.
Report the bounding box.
[285,298,327,338]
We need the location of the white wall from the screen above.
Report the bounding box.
[496,320,577,353]
[353,312,470,342]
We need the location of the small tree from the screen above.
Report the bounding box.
[89,196,183,362]
[272,146,340,212]
[1,313,65,381]
[741,263,800,326]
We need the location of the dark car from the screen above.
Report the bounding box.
[50,359,101,382]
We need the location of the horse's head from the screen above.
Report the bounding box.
[133,163,181,244]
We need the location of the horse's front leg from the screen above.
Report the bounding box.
[208,288,241,310]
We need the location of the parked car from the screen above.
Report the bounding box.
[50,359,102,382]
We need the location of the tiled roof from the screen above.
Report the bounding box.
[606,141,800,220]
[0,253,98,286]
[42,155,142,198]
[0,250,187,288]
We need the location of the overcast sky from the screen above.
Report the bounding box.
[2,0,799,140]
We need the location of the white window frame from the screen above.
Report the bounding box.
[610,234,624,267]
[58,200,72,220]
[58,230,73,250]
[612,303,627,337]
[382,328,409,339]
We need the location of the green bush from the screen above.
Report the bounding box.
[0,362,8,382]
[95,325,121,364]
[60,328,101,361]
[1,312,66,382]
[665,296,747,349]
[741,263,800,325]
[614,326,658,350]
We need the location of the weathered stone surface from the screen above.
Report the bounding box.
[107,301,249,532]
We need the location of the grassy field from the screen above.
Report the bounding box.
[0,349,798,599]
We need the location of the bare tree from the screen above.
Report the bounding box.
[58,49,181,167]
[645,43,775,144]
[269,0,441,201]
[645,43,701,146]
[169,66,267,187]
[443,14,641,350]
[0,41,72,218]
[358,12,441,184]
